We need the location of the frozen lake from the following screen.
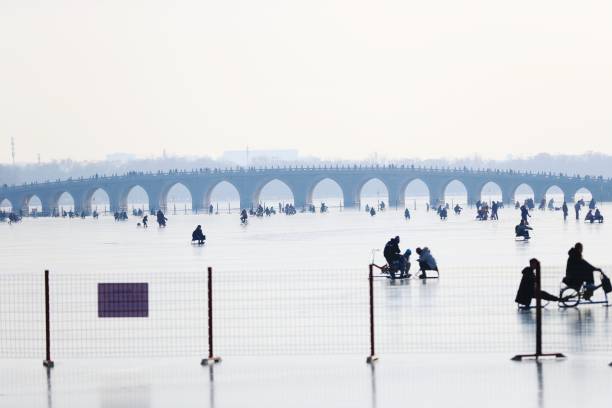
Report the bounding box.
[1,200,611,407]
[4,199,611,272]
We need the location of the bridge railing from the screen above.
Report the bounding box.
[2,163,610,191]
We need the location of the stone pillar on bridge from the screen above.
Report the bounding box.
[109,194,122,214]
[466,189,480,206]
[427,179,446,207]
[498,182,518,205]
[334,178,361,209]
[385,183,405,210]
[463,182,481,206]
[231,179,257,211]
[38,192,56,217]
[292,189,308,210]
[144,184,165,214]
[531,184,548,205]
[187,184,207,213]
[284,178,311,210]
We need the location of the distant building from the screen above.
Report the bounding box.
[221,149,299,167]
[106,153,137,162]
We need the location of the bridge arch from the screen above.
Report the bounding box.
[402,178,430,209]
[0,198,13,212]
[480,181,503,203]
[120,185,150,212]
[54,191,76,213]
[307,178,344,208]
[573,187,593,203]
[358,178,389,209]
[83,188,112,214]
[253,179,295,207]
[512,183,535,204]
[24,194,42,214]
[161,182,193,212]
[205,180,241,211]
[544,185,565,205]
[443,179,468,206]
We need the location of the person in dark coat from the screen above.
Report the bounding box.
[192,225,206,245]
[515,259,562,308]
[156,209,167,227]
[564,243,602,299]
[383,236,410,278]
[520,204,530,224]
[574,201,581,220]
[594,209,604,223]
[383,237,401,265]
[562,201,568,221]
[515,219,532,239]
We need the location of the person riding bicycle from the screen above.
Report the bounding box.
[564,243,603,300]
[240,209,248,224]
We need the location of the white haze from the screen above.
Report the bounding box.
[1,1,612,163]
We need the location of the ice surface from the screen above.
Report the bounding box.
[1,200,611,407]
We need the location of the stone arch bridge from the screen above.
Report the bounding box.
[1,166,610,215]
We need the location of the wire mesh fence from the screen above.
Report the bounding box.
[0,265,610,362]
[0,273,45,358]
[372,265,611,355]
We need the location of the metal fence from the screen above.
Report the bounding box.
[0,265,610,365]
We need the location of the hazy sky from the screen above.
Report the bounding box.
[1,1,612,164]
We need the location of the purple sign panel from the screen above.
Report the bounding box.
[98,283,149,318]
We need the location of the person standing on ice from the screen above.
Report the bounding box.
[156,209,167,227]
[520,204,530,224]
[574,201,581,220]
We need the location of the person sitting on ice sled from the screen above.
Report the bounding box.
[383,236,411,278]
[515,258,564,308]
[515,219,532,239]
[191,225,206,245]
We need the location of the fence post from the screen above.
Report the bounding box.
[43,269,54,368]
[366,264,378,363]
[201,267,221,366]
[512,261,565,361]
